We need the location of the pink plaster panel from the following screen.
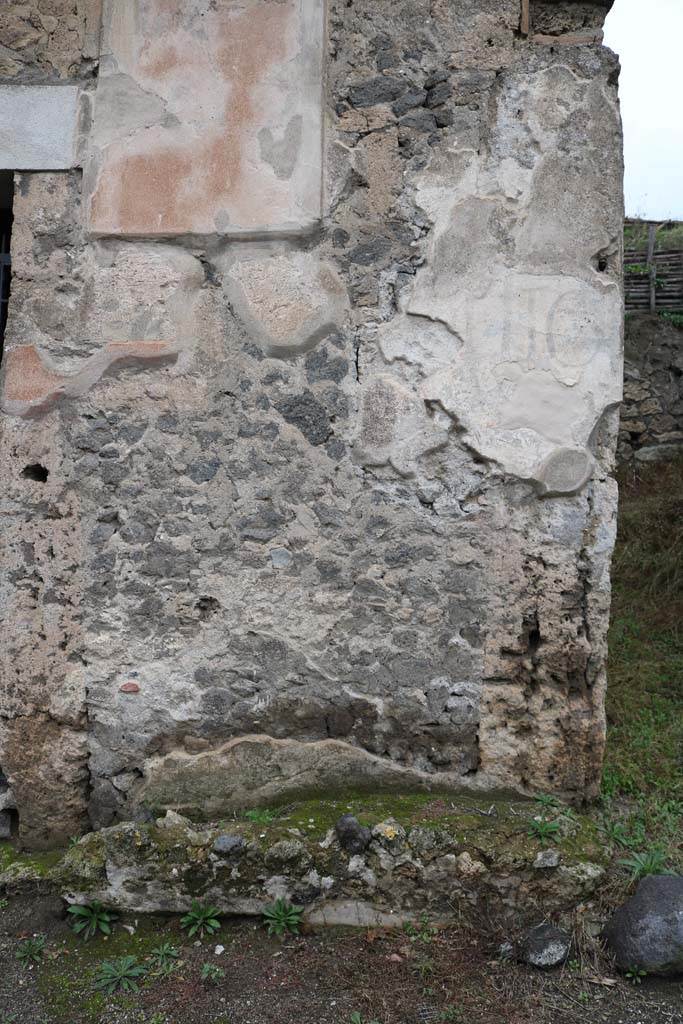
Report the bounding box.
[85,0,325,237]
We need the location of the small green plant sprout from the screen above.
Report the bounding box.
[558,805,578,824]
[527,818,561,842]
[200,962,225,986]
[403,912,436,944]
[619,850,673,880]
[534,793,560,811]
[412,955,436,980]
[659,310,683,328]
[15,935,46,965]
[180,900,221,939]
[624,263,649,275]
[149,942,180,975]
[67,901,118,941]
[349,1014,381,1024]
[439,1009,464,1022]
[599,820,633,850]
[625,966,647,985]
[93,955,147,995]
[0,898,8,910]
[244,808,277,825]
[262,898,304,937]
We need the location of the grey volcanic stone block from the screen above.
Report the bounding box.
[603,875,683,976]
[0,86,80,169]
[335,813,372,855]
[349,76,405,107]
[212,834,246,857]
[518,923,571,968]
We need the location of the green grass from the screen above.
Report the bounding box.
[603,459,683,867]
[624,219,683,252]
[659,311,683,329]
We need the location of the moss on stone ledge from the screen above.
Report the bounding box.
[1,791,610,921]
[220,790,607,866]
[0,841,63,884]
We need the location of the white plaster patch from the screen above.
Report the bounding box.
[0,86,80,170]
[378,315,460,374]
[356,374,450,477]
[411,272,622,480]
[394,64,624,491]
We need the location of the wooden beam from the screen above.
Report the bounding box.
[647,223,657,311]
[520,0,530,36]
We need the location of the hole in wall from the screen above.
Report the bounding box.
[21,463,49,482]
[195,596,220,620]
[3,808,19,838]
[0,766,18,839]
[592,247,611,273]
[528,626,541,654]
[0,170,13,364]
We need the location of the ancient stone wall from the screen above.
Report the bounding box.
[0,0,623,849]
[618,313,683,463]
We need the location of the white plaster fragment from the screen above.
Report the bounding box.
[0,86,80,170]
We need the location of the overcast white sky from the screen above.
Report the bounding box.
[604,0,683,220]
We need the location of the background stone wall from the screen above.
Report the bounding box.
[0,0,623,849]
[0,1,101,81]
[618,313,683,463]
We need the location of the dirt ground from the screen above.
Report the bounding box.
[0,895,681,1024]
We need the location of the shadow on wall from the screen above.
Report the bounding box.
[0,171,12,361]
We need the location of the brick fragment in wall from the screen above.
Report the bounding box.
[0,0,624,847]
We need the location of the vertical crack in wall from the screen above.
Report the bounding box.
[0,171,13,363]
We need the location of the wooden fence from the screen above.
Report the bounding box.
[624,251,683,312]
[624,223,683,312]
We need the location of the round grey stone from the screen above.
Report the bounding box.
[603,875,683,976]
[335,813,372,855]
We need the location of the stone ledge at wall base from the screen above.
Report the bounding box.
[0,794,610,926]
